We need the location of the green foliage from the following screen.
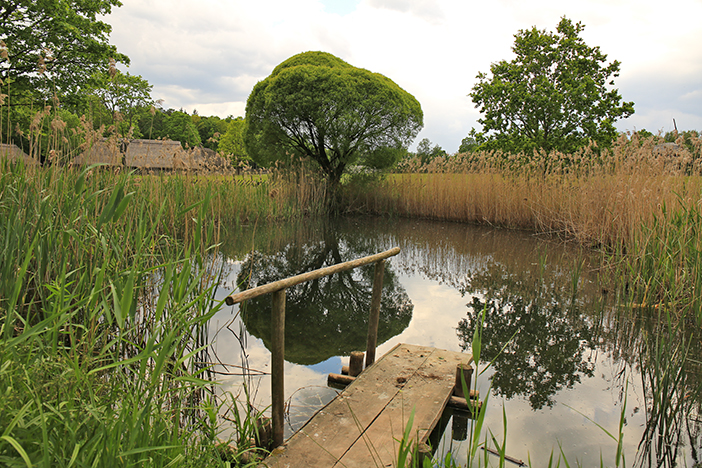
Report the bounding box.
[470,17,634,154]
[136,105,169,140]
[134,108,205,148]
[0,163,229,467]
[1,100,87,164]
[664,130,701,157]
[218,117,249,164]
[0,0,128,104]
[244,51,423,188]
[87,69,153,137]
[359,145,407,170]
[415,138,446,164]
[458,132,479,154]
[164,110,202,148]
[192,114,230,151]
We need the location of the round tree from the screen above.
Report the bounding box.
[244,51,423,188]
[470,17,634,154]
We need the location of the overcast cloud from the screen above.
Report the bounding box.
[105,0,702,152]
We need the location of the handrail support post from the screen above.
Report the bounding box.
[271,289,286,448]
[365,259,385,368]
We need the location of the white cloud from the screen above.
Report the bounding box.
[365,0,445,23]
[105,0,702,151]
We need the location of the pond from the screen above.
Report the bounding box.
[208,216,702,467]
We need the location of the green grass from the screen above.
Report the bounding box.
[0,160,239,467]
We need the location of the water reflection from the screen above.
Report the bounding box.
[456,259,597,409]
[234,222,413,365]
[213,216,702,467]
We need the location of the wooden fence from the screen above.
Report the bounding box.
[224,247,401,447]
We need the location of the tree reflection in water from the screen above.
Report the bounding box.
[456,260,597,409]
[216,216,702,466]
[237,225,413,365]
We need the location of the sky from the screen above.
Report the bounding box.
[105,0,702,153]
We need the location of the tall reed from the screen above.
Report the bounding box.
[0,160,235,467]
[343,134,702,249]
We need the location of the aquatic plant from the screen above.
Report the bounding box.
[0,161,235,466]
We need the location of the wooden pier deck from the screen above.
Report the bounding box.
[261,343,474,468]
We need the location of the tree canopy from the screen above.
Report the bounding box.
[0,0,128,103]
[88,69,153,137]
[415,137,446,164]
[469,17,634,154]
[218,117,249,164]
[244,51,423,188]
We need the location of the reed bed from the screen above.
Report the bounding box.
[0,94,327,466]
[344,134,702,248]
[129,162,327,234]
[0,160,289,467]
[343,134,702,323]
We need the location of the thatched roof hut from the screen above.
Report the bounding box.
[73,139,123,166]
[0,143,39,166]
[73,138,233,172]
[125,139,198,170]
[191,146,232,171]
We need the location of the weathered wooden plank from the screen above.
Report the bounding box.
[262,343,430,468]
[261,344,473,468]
[335,346,471,467]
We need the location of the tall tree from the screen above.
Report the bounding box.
[415,137,446,164]
[193,114,229,151]
[89,69,152,137]
[0,0,127,103]
[244,51,423,190]
[163,110,201,148]
[470,17,634,154]
[218,117,248,164]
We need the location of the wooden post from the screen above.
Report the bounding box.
[454,363,473,399]
[365,259,385,368]
[349,351,364,377]
[415,443,432,466]
[271,289,286,448]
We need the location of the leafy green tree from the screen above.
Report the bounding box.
[458,132,479,154]
[192,114,229,151]
[415,137,446,164]
[164,111,201,148]
[469,17,634,154]
[136,105,170,140]
[88,70,153,137]
[244,51,423,189]
[0,0,128,103]
[218,117,249,164]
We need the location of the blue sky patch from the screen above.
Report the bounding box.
[320,0,361,16]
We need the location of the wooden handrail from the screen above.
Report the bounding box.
[223,246,401,449]
[224,247,400,305]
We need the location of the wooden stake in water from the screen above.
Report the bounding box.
[349,351,364,377]
[454,363,473,398]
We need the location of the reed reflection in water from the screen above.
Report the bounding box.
[210,216,702,467]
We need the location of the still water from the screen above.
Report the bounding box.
[208,216,701,467]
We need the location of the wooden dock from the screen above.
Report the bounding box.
[261,343,474,468]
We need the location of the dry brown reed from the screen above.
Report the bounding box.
[345,133,702,249]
